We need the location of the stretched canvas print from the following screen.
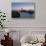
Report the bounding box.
[11,2,35,18]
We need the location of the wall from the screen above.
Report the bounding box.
[0,0,46,28]
[7,0,46,27]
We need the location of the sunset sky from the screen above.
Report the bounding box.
[12,3,34,10]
